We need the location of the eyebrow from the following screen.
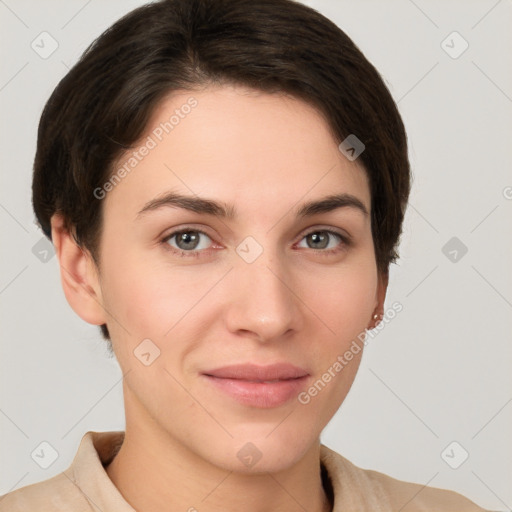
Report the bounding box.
[135,191,368,220]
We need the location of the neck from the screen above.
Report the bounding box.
[105,407,332,512]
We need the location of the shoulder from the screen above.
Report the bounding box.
[320,444,490,512]
[0,470,91,512]
[0,430,127,512]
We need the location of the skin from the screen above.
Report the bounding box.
[51,84,387,512]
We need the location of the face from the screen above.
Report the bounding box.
[83,85,385,472]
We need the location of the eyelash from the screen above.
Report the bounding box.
[160,227,351,259]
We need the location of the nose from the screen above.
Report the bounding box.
[223,248,302,343]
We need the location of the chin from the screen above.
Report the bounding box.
[207,426,319,475]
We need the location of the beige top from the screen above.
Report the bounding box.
[0,431,489,511]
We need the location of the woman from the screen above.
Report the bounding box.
[0,0,490,510]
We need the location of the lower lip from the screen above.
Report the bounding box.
[203,375,309,408]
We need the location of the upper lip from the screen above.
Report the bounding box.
[202,363,309,381]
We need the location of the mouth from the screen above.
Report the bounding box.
[201,363,310,408]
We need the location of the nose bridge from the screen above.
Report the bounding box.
[226,239,300,340]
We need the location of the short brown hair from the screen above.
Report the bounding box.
[32,0,411,343]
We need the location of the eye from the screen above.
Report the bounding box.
[160,227,350,258]
[162,229,214,256]
[296,229,349,254]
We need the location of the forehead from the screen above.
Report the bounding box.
[103,84,370,220]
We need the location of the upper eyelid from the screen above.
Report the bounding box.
[301,226,349,238]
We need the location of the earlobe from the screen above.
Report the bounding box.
[369,271,389,330]
[50,213,108,327]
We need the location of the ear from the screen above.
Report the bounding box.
[368,270,389,329]
[50,213,108,327]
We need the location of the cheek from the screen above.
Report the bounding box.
[100,231,378,351]
[98,249,174,342]
[303,259,378,342]
[100,249,221,348]
[296,264,374,424]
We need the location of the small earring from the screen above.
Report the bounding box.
[373,313,380,320]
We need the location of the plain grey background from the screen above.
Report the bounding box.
[1,0,511,510]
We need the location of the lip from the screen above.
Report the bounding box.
[201,363,310,408]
